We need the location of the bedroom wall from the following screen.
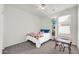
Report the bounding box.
[3,5,41,48]
[40,17,52,32]
[41,6,77,45]
[0,5,4,53]
[77,5,79,49]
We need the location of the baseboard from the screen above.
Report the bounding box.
[3,40,27,50]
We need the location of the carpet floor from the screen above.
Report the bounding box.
[3,40,79,54]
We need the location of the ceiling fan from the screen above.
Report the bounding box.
[39,4,46,10]
[40,4,55,11]
[41,4,45,7]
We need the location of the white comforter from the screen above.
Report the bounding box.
[26,33,52,48]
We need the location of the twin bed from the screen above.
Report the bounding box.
[25,32,52,48]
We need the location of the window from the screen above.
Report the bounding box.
[58,15,71,35]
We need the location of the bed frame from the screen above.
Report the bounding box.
[26,33,52,48]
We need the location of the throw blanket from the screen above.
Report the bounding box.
[26,32,43,39]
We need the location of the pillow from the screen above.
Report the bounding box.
[40,29,50,33]
[44,29,50,33]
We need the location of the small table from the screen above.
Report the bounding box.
[54,38,72,54]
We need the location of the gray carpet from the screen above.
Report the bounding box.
[3,40,79,54]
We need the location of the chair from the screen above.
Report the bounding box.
[54,36,72,54]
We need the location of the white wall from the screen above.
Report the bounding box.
[0,5,4,53]
[3,5,41,48]
[77,5,79,49]
[41,6,77,45]
[40,17,52,31]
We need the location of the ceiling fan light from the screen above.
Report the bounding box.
[41,4,45,7]
[41,7,45,9]
[39,5,45,10]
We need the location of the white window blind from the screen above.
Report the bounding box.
[58,15,71,35]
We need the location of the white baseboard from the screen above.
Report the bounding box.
[3,40,26,50]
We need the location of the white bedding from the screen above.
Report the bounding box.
[26,33,52,48]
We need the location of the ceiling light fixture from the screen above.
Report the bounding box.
[40,4,45,10]
[41,4,45,7]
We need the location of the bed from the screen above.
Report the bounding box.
[25,32,52,48]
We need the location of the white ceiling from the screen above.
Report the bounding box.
[6,4,76,18]
[36,4,76,16]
